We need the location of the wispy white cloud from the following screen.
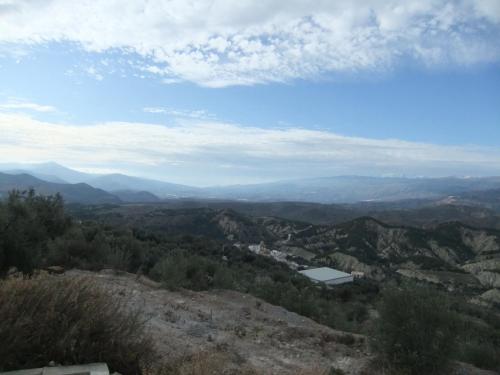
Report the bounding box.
[84,66,104,81]
[0,99,57,113]
[0,112,499,185]
[0,1,498,87]
[143,107,216,120]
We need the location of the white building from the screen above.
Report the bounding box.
[351,271,365,279]
[248,244,261,254]
[299,267,354,285]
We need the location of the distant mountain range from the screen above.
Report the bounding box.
[0,173,121,204]
[1,162,500,206]
[0,162,200,199]
[206,175,500,203]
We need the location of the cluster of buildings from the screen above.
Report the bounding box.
[246,242,364,286]
[248,241,300,269]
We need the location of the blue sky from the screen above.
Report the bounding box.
[0,1,499,185]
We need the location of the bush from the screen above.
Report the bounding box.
[459,340,500,371]
[150,251,235,291]
[156,351,258,375]
[452,299,500,371]
[46,226,109,269]
[0,190,70,274]
[372,284,458,375]
[0,276,154,374]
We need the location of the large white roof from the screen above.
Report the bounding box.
[299,267,351,282]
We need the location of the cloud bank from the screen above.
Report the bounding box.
[1,112,499,185]
[0,0,499,87]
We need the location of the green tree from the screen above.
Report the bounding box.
[373,284,458,374]
[0,189,70,274]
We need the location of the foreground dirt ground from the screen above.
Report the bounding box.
[66,269,369,374]
[65,270,497,375]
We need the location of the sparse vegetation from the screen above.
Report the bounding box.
[453,300,500,371]
[149,250,234,291]
[149,247,377,332]
[458,341,500,371]
[372,284,459,375]
[0,190,378,335]
[2,190,500,374]
[0,275,154,374]
[155,351,258,375]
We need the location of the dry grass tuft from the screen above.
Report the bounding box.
[0,275,154,374]
[154,350,258,375]
[153,350,339,375]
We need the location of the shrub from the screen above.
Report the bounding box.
[295,368,343,375]
[372,284,458,375]
[150,251,235,291]
[46,226,109,269]
[0,190,70,274]
[0,276,154,374]
[156,351,258,375]
[459,340,500,371]
[452,299,500,371]
[336,333,356,346]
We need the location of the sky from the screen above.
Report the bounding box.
[0,0,499,186]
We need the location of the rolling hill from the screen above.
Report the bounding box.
[0,173,121,204]
[70,203,500,301]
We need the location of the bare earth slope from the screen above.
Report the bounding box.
[66,270,368,374]
[64,270,496,375]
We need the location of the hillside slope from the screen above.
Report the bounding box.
[67,269,369,374]
[71,205,500,305]
[0,173,121,204]
[265,216,500,300]
[63,270,496,375]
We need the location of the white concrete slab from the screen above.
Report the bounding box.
[0,363,109,375]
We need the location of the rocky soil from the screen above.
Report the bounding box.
[63,270,497,375]
[66,270,369,374]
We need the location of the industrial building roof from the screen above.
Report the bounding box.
[299,267,352,282]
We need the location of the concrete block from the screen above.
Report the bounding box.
[0,363,109,375]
